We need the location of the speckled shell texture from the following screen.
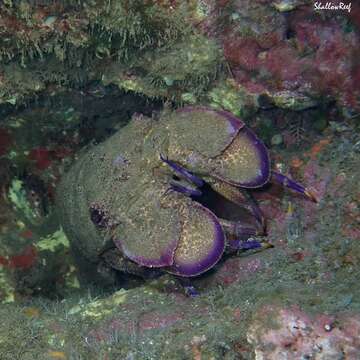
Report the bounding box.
[57,107,269,276]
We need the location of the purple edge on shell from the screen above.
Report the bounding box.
[177,107,271,188]
[212,125,271,188]
[176,106,245,136]
[113,236,178,268]
[166,203,225,277]
[231,127,271,188]
[170,182,202,197]
[160,153,204,187]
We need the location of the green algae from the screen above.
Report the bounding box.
[0,268,15,304]
[69,289,128,319]
[8,179,37,225]
[208,79,258,118]
[0,1,221,107]
[35,228,69,253]
[271,90,318,111]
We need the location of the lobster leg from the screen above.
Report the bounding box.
[272,171,317,202]
[160,154,204,187]
[240,189,267,233]
[168,182,202,197]
[219,218,272,251]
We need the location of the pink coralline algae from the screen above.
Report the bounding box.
[224,36,262,72]
[247,305,360,360]
[28,148,52,170]
[216,1,360,110]
[0,245,38,270]
[138,311,183,332]
[205,256,264,287]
